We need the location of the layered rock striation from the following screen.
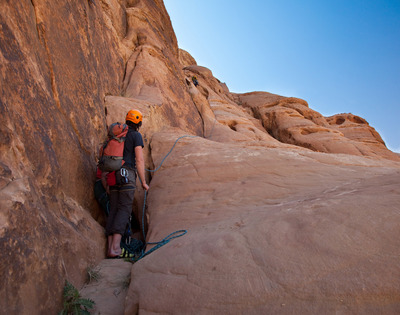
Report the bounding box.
[1,0,399,314]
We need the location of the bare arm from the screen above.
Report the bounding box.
[135,146,149,191]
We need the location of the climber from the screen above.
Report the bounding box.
[192,75,199,87]
[106,110,149,258]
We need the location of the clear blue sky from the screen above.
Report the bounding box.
[164,0,400,153]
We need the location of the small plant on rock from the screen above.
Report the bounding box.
[86,265,101,284]
[59,280,95,315]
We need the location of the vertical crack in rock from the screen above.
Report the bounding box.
[145,138,154,183]
[185,79,207,137]
[30,0,90,154]
[190,100,206,137]
[250,106,275,139]
[122,59,137,95]
[31,0,60,112]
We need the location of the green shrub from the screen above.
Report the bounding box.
[59,280,95,315]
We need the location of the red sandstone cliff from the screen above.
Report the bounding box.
[1,1,399,314]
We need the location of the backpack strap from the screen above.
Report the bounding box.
[111,135,126,143]
[99,139,109,158]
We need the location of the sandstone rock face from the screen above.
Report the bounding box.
[0,0,125,312]
[126,131,400,314]
[178,48,197,67]
[0,0,201,313]
[326,113,386,145]
[236,92,400,161]
[1,0,400,314]
[123,49,400,314]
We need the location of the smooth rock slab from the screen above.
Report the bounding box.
[125,131,400,314]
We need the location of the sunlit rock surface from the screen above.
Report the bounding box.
[1,0,399,314]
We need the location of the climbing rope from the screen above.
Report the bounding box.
[145,135,198,173]
[132,119,218,262]
[132,135,198,262]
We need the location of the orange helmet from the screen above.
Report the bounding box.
[126,110,143,124]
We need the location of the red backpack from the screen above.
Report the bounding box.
[98,122,128,172]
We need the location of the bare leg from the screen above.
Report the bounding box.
[108,233,122,257]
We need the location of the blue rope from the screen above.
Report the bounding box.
[132,123,218,262]
[135,223,187,261]
[133,135,198,262]
[145,135,198,172]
